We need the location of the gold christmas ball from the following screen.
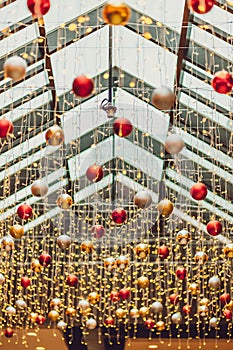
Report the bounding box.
[56,193,73,209]
[48,310,59,322]
[81,241,94,254]
[88,292,100,305]
[164,134,185,155]
[50,298,62,309]
[115,308,127,319]
[156,320,165,331]
[198,305,208,317]
[31,180,49,197]
[200,298,210,306]
[45,125,65,146]
[223,243,233,258]
[130,308,140,318]
[135,243,150,259]
[225,300,233,311]
[66,307,76,317]
[134,191,152,209]
[116,255,129,270]
[4,56,27,82]
[157,199,174,216]
[176,229,191,245]
[1,236,14,251]
[137,276,149,289]
[29,312,38,323]
[139,306,149,318]
[104,257,116,270]
[151,87,175,111]
[9,224,24,239]
[102,1,131,26]
[31,259,42,273]
[194,251,208,264]
[188,283,199,295]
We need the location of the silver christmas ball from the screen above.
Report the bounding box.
[4,56,27,82]
[151,86,175,111]
[57,320,67,330]
[78,299,90,311]
[6,306,16,315]
[209,317,218,328]
[134,191,152,209]
[86,317,97,330]
[171,312,182,324]
[151,301,163,314]
[15,300,27,309]
[57,235,71,249]
[208,276,221,290]
[0,273,5,284]
[31,180,49,197]
[164,134,185,155]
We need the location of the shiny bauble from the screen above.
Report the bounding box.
[4,327,14,338]
[152,86,175,111]
[9,224,24,239]
[6,306,16,315]
[194,251,208,264]
[199,298,209,306]
[17,204,33,220]
[169,293,179,305]
[115,308,127,319]
[190,182,207,200]
[135,243,150,259]
[66,274,78,287]
[187,0,214,13]
[102,1,131,25]
[211,70,233,94]
[176,229,191,245]
[188,282,199,295]
[209,317,218,328]
[110,291,120,303]
[220,293,231,305]
[39,253,52,267]
[119,288,130,300]
[78,300,90,314]
[48,310,59,322]
[91,224,105,239]
[86,164,104,183]
[86,317,97,330]
[111,208,127,224]
[57,320,67,330]
[15,299,27,310]
[31,259,42,273]
[104,257,116,271]
[36,315,46,325]
[21,276,31,288]
[50,298,62,309]
[206,220,222,236]
[171,312,182,324]
[224,309,232,320]
[0,119,14,138]
[57,234,71,249]
[176,267,187,280]
[116,255,129,270]
[27,0,50,18]
[66,307,76,317]
[158,245,169,259]
[113,117,133,137]
[57,193,73,209]
[45,125,65,146]
[4,56,27,82]
[157,199,174,216]
[208,276,221,289]
[134,191,152,209]
[1,236,14,251]
[137,276,149,289]
[30,312,38,323]
[198,305,208,317]
[88,292,100,305]
[31,180,49,197]
[72,75,94,98]
[105,316,115,326]
[130,308,140,318]
[0,273,5,285]
[139,306,149,318]
[182,304,192,315]
[81,241,94,254]
[164,134,185,155]
[145,318,155,330]
[151,301,163,314]
[156,321,165,331]
[225,300,233,311]
[223,244,233,258]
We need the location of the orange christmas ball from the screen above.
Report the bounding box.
[56,193,73,209]
[169,293,179,305]
[157,199,174,216]
[176,229,191,245]
[115,308,127,319]
[211,70,233,94]
[31,259,42,273]
[66,307,76,317]
[116,255,129,270]
[27,0,50,18]
[0,119,14,138]
[45,125,64,146]
[86,164,103,183]
[190,182,207,200]
[206,220,222,236]
[223,244,233,258]
[182,304,192,315]
[88,292,100,305]
[194,251,208,264]
[50,298,62,309]
[80,241,94,254]
[130,308,140,318]
[156,321,165,331]
[139,306,149,318]
[151,86,175,111]
[9,224,24,239]
[73,75,94,98]
[1,236,14,251]
[17,203,33,220]
[187,0,214,14]
[188,282,200,295]
[113,117,133,137]
[102,1,131,25]
[104,257,116,271]
[4,56,27,82]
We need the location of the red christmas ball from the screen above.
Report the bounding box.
[66,274,78,287]
[91,224,105,239]
[119,288,130,300]
[86,164,103,183]
[36,315,46,325]
[105,316,114,326]
[169,293,179,305]
[224,309,232,320]
[110,291,120,302]
[182,304,192,315]
[39,253,51,267]
[113,118,133,137]
[187,0,214,14]
[111,208,127,225]
[176,267,187,280]
[145,318,155,330]
[220,293,231,306]
[72,75,94,98]
[21,276,31,288]
[206,220,222,236]
[158,245,169,259]
[17,204,33,220]
[27,0,50,18]
[0,119,14,138]
[211,70,233,94]
[4,327,14,338]
[190,182,207,200]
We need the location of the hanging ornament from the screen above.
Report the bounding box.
[15,299,27,310]
[6,306,16,315]
[66,274,78,287]
[134,191,152,209]
[17,203,33,220]
[223,244,233,258]
[1,236,14,251]
[39,253,52,266]
[116,255,129,270]
[208,276,221,289]
[102,1,131,25]
[176,229,191,245]
[56,194,73,209]
[157,199,174,216]
[135,243,150,259]
[31,180,49,197]
[0,274,5,285]
[57,234,71,249]
[176,267,187,280]
[115,308,127,319]
[30,312,38,323]
[21,276,31,288]
[50,298,61,310]
[137,276,149,289]
[211,70,233,94]
[182,304,192,315]
[66,307,76,318]
[4,327,14,338]
[130,308,140,318]
[4,56,27,82]
[119,288,130,300]
[110,291,120,302]
[90,224,106,239]
[31,259,42,273]
[194,251,208,264]
[81,241,94,254]
[224,309,232,320]
[190,182,208,200]
[113,117,133,137]
[0,119,14,138]
[151,301,163,314]
[86,317,97,330]
[48,310,59,322]
[206,220,222,236]
[164,134,185,155]
[111,208,127,224]
[72,75,94,98]
[187,0,215,14]
[105,317,115,326]
[220,293,231,305]
[156,321,165,331]
[139,306,149,318]
[88,292,100,305]
[9,224,24,239]
[171,312,182,324]
[145,318,155,330]
[57,321,67,330]
[169,293,179,305]
[209,317,218,328]
[104,257,116,270]
[78,300,90,314]
[151,86,175,111]
[36,315,46,325]
[86,164,104,183]
[188,282,200,295]
[27,0,50,18]
[158,245,169,259]
[45,125,65,146]
[198,305,208,317]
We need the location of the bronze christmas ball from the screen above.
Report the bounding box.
[48,310,59,322]
[116,255,129,270]
[45,125,64,146]
[56,193,73,209]
[4,56,27,82]
[176,229,191,246]
[88,292,100,305]
[137,276,149,289]
[1,236,14,251]
[50,298,62,309]
[66,307,76,317]
[188,282,199,295]
[164,134,185,155]
[57,234,71,249]
[157,199,174,216]
[223,243,233,258]
[198,305,208,317]
[135,243,150,259]
[80,241,94,254]
[115,308,127,319]
[31,259,42,273]
[156,320,165,331]
[9,224,24,239]
[31,180,49,197]
[194,251,208,264]
[130,308,140,318]
[134,191,152,209]
[104,257,116,271]
[151,86,175,111]
[102,1,131,26]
